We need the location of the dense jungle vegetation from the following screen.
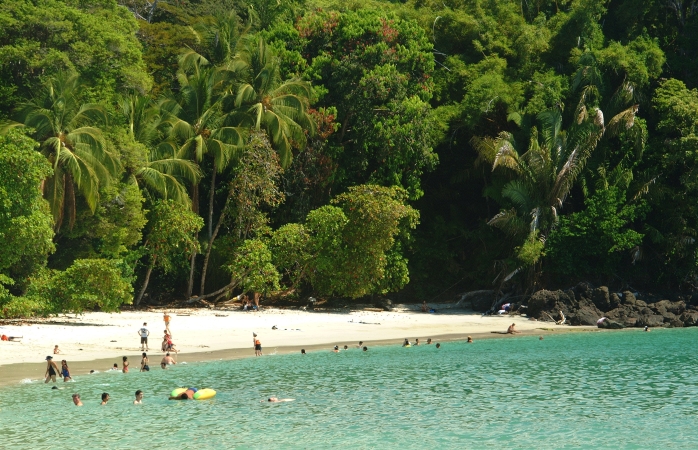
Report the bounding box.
[1,0,698,316]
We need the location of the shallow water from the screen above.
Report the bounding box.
[2,328,698,448]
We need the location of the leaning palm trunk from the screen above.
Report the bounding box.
[136,257,156,305]
[200,197,231,295]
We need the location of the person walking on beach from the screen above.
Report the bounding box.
[139,323,150,351]
[45,356,60,383]
[134,390,144,405]
[122,356,130,373]
[163,312,171,334]
[253,333,263,356]
[61,360,72,381]
[140,353,150,372]
[72,394,83,406]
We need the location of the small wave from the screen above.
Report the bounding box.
[20,378,33,384]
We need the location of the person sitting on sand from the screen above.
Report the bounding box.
[265,397,294,402]
[161,353,176,369]
[134,390,144,405]
[72,393,83,406]
[61,360,72,381]
[421,301,428,312]
[101,393,110,405]
[53,345,61,354]
[45,356,60,383]
[507,323,520,334]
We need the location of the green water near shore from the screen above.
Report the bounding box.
[2,328,697,448]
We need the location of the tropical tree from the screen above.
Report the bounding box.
[1,73,120,231]
[117,92,201,205]
[472,98,638,283]
[228,37,315,168]
[158,60,247,297]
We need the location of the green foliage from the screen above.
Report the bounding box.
[307,185,419,298]
[0,131,55,289]
[0,0,152,113]
[145,200,204,273]
[226,238,280,294]
[44,259,134,314]
[546,187,645,278]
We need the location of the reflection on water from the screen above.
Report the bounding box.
[2,329,698,448]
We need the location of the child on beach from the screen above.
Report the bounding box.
[53,345,61,354]
[122,356,129,373]
[61,360,72,381]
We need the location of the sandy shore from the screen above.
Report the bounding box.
[0,306,593,385]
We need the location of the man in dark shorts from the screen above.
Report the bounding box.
[139,322,150,351]
[254,334,262,356]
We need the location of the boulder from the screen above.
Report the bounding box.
[376,298,392,311]
[638,314,665,327]
[527,290,565,317]
[569,306,601,326]
[609,293,622,309]
[591,287,611,312]
[623,317,638,327]
[635,299,647,308]
[598,318,624,329]
[667,319,684,328]
[622,291,637,306]
[470,292,495,312]
[680,311,698,326]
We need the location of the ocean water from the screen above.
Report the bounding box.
[2,328,698,449]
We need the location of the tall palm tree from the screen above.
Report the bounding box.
[1,73,119,231]
[472,99,638,282]
[159,60,247,297]
[228,37,316,168]
[117,92,202,205]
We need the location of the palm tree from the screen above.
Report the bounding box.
[159,60,247,297]
[228,37,316,168]
[472,99,638,283]
[1,73,119,231]
[117,92,202,205]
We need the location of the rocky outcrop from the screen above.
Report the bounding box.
[525,283,695,329]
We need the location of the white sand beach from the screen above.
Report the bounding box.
[0,305,592,384]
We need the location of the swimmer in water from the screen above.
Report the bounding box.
[101,392,110,405]
[301,349,306,355]
[72,393,83,406]
[402,339,410,347]
[332,345,339,353]
[264,397,294,402]
[467,336,473,343]
[426,338,432,345]
[134,390,143,405]
[435,343,441,349]
[169,388,198,400]
[362,346,368,351]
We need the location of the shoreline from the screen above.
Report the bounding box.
[0,307,596,387]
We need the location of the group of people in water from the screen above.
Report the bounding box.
[70,390,143,406]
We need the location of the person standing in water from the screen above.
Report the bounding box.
[138,323,150,351]
[45,356,60,383]
[61,360,72,381]
[140,353,150,372]
[122,356,130,373]
[253,333,262,356]
[134,390,144,404]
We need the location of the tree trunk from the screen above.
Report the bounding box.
[186,183,200,298]
[187,252,196,298]
[208,162,217,242]
[200,199,229,295]
[136,258,156,306]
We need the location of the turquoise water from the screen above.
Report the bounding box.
[2,329,698,448]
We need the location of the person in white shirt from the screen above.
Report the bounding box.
[138,322,150,351]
